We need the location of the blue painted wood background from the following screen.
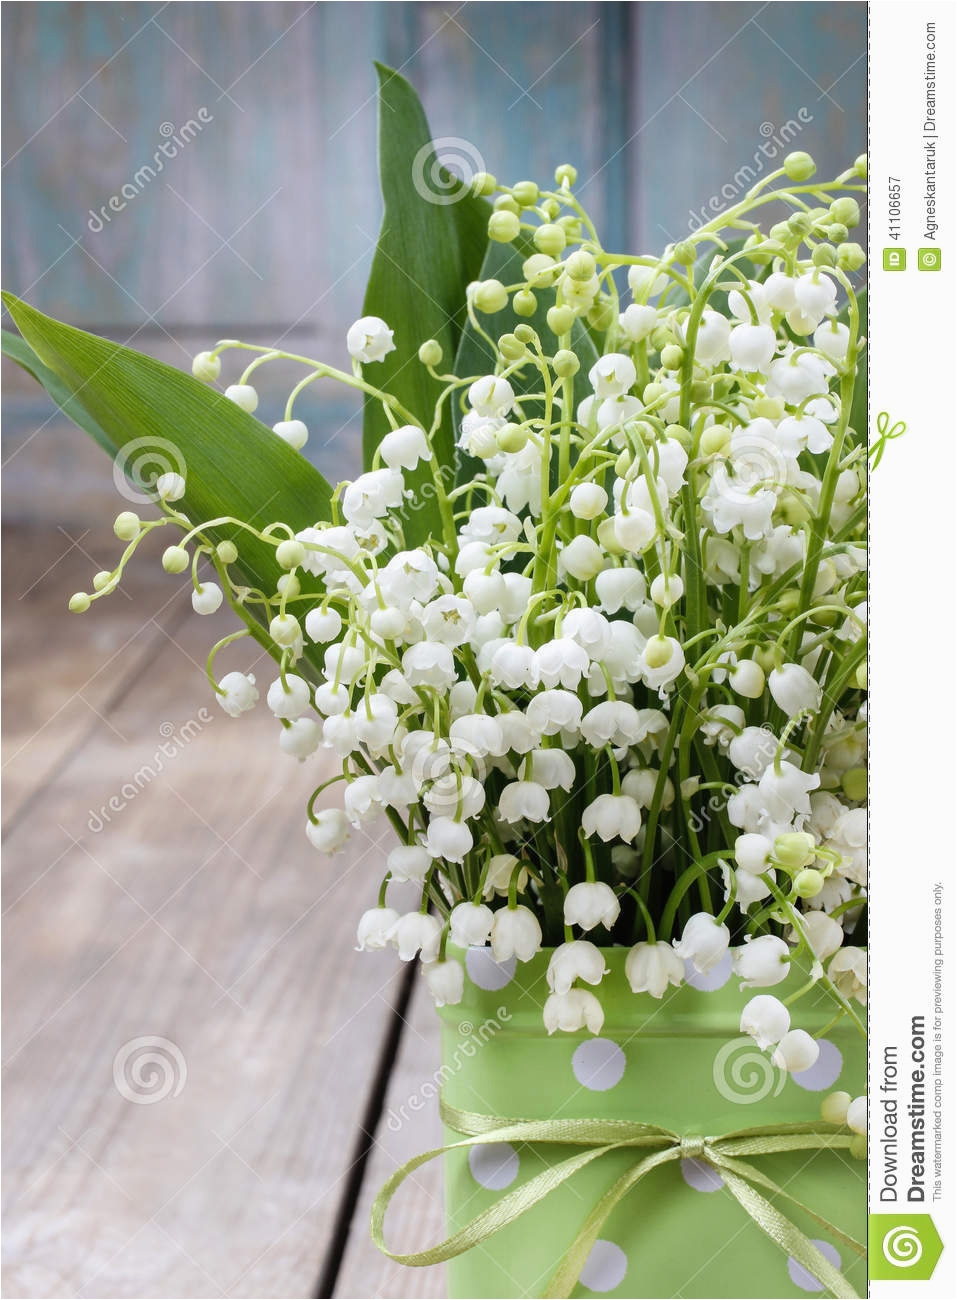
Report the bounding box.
[2,1,866,507]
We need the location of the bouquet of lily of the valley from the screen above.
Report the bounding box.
[4,68,868,1152]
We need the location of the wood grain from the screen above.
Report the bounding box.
[1,527,406,1298]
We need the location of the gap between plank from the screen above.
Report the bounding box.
[316,958,418,1299]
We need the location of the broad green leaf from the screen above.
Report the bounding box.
[2,294,334,614]
[362,63,490,541]
[451,238,599,485]
[2,327,114,456]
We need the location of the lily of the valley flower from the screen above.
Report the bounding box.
[625,941,684,998]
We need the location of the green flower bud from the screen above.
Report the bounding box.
[783,151,816,181]
[68,592,91,613]
[92,570,113,592]
[828,222,849,244]
[564,250,596,282]
[821,1091,851,1125]
[216,540,239,565]
[643,636,672,669]
[777,589,801,615]
[163,545,190,574]
[557,215,582,239]
[854,153,867,179]
[744,233,775,266]
[699,425,730,456]
[665,423,692,450]
[615,449,633,477]
[496,424,528,453]
[471,171,497,196]
[596,515,624,554]
[753,396,785,420]
[769,220,794,245]
[512,289,538,317]
[114,511,141,540]
[837,241,866,271]
[788,212,813,236]
[830,196,860,227]
[546,305,575,335]
[276,539,305,569]
[498,333,527,361]
[774,831,816,870]
[488,210,520,242]
[540,198,559,219]
[812,244,837,268]
[794,868,824,899]
[534,223,566,257]
[473,279,509,313]
[753,645,777,674]
[855,660,867,690]
[554,163,578,187]
[586,300,614,331]
[673,239,696,266]
[522,253,558,286]
[418,339,444,366]
[849,1134,867,1160]
[841,767,867,802]
[511,180,539,207]
[660,344,684,370]
[493,193,520,214]
[513,323,538,344]
[191,350,221,383]
[552,349,580,378]
[712,375,736,400]
[649,325,673,352]
[690,380,711,404]
[642,381,665,404]
[278,572,300,599]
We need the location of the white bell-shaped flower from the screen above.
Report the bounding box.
[490,905,542,962]
[468,374,515,417]
[625,941,684,998]
[846,1096,867,1135]
[267,673,312,720]
[305,606,342,643]
[581,700,645,748]
[402,641,457,690]
[595,568,646,614]
[387,844,431,883]
[582,794,642,845]
[733,935,790,989]
[547,940,608,995]
[519,749,575,791]
[729,322,776,371]
[424,816,473,863]
[543,988,604,1035]
[422,595,475,647]
[449,901,495,948]
[728,727,781,779]
[740,994,790,1050]
[734,832,774,874]
[305,809,351,854]
[498,780,550,824]
[639,635,685,694]
[279,717,322,759]
[346,315,395,363]
[673,912,730,974]
[758,760,820,821]
[769,663,823,716]
[217,671,259,717]
[772,1028,820,1073]
[423,959,465,1007]
[535,638,590,690]
[192,582,223,615]
[563,608,612,658]
[557,535,605,582]
[379,424,429,470]
[588,352,637,398]
[449,713,507,759]
[489,642,539,690]
[563,880,621,931]
[799,910,845,961]
[391,911,442,962]
[618,303,657,341]
[356,907,400,951]
[526,689,583,737]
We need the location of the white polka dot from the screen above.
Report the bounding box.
[681,1157,724,1192]
[792,1039,843,1092]
[683,949,732,991]
[468,1142,519,1190]
[787,1239,841,1292]
[465,947,515,990]
[572,1038,626,1091]
[579,1239,627,1293]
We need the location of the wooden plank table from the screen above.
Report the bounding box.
[1,523,443,1298]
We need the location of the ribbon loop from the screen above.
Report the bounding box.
[371,1101,864,1299]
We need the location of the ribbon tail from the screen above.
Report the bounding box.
[717,1153,866,1259]
[719,1166,860,1300]
[541,1148,680,1300]
[371,1132,617,1267]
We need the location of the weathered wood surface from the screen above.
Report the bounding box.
[1,526,407,1298]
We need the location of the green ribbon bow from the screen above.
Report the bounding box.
[372,1101,865,1299]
